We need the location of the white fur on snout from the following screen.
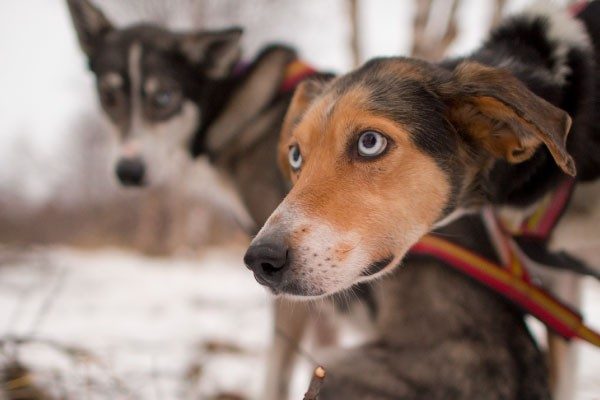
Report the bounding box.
[121,141,139,158]
[105,99,200,186]
[254,201,434,297]
[255,205,371,297]
[130,101,200,185]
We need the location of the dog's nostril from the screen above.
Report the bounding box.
[261,262,279,275]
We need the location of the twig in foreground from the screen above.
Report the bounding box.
[303,366,326,400]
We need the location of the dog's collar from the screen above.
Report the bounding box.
[279,59,317,93]
[501,178,575,240]
[410,180,600,347]
[569,0,589,17]
[233,58,317,93]
[411,225,600,347]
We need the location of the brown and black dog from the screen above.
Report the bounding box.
[246,3,600,399]
[245,4,599,299]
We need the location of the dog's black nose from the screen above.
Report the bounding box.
[115,158,145,186]
[244,239,289,288]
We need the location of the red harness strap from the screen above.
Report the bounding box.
[233,58,316,94]
[279,60,317,93]
[409,179,600,347]
[511,179,575,240]
[569,0,590,17]
[411,235,600,346]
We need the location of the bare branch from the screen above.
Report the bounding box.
[303,366,326,400]
[348,0,361,67]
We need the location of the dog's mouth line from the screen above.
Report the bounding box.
[277,282,324,298]
[267,255,396,298]
[360,255,395,277]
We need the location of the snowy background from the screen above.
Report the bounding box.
[0,0,598,399]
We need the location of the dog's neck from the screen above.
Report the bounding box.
[378,219,528,345]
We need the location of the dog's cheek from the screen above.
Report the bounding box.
[356,156,450,259]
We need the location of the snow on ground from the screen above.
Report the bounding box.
[0,246,275,399]
[0,246,598,399]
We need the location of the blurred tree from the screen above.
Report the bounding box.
[349,0,361,67]
[412,0,459,60]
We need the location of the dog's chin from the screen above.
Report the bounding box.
[261,256,397,301]
[303,256,397,296]
[271,277,367,301]
[257,278,327,300]
[275,287,328,301]
[118,180,148,188]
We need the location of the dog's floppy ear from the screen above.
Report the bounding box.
[178,28,243,79]
[442,61,575,176]
[278,77,331,178]
[66,0,113,58]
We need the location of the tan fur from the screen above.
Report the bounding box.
[264,83,450,294]
[283,86,450,235]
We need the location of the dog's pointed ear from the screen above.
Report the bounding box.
[278,76,332,178]
[178,28,243,79]
[441,61,576,176]
[66,0,113,58]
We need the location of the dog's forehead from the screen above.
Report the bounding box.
[104,25,176,52]
[332,57,443,93]
[294,88,365,139]
[294,58,448,143]
[93,25,179,74]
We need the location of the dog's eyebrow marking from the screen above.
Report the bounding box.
[101,72,123,89]
[144,76,159,95]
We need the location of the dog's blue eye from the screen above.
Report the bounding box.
[288,145,302,171]
[358,131,387,157]
[154,90,172,107]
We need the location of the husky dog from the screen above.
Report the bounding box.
[67,1,362,398]
[68,0,243,187]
